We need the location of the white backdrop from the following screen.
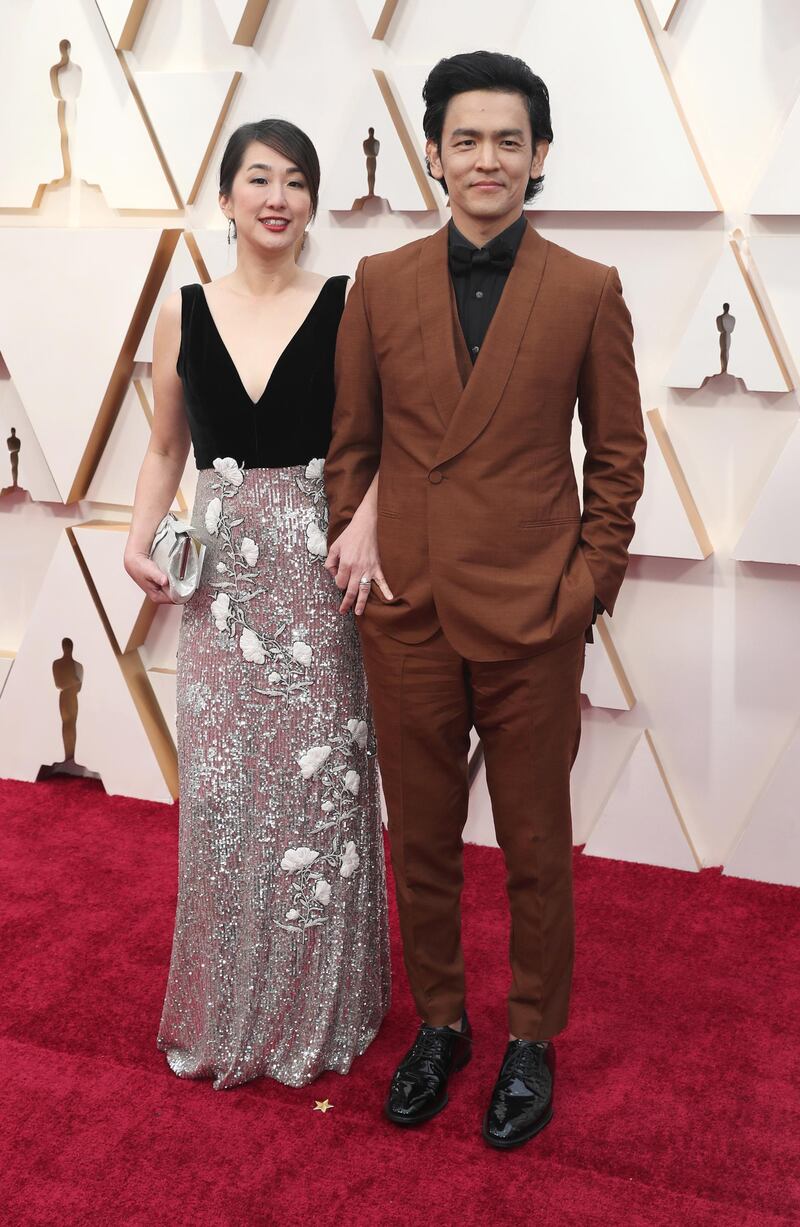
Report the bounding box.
[1,0,799,887]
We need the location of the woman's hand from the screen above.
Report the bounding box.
[324,517,393,615]
[124,549,174,605]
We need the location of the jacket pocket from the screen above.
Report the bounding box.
[518,516,581,528]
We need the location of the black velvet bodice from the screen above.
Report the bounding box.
[177,276,348,469]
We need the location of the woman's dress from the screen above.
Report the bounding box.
[157,278,390,1089]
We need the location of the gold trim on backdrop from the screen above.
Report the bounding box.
[633,0,722,210]
[730,236,794,392]
[116,52,184,210]
[69,229,182,503]
[595,617,637,709]
[644,729,702,868]
[232,0,271,46]
[372,0,400,39]
[183,232,213,284]
[647,408,714,559]
[67,526,178,797]
[187,72,242,205]
[373,68,438,211]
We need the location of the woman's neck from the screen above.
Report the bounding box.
[228,243,300,298]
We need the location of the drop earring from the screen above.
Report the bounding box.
[227,217,235,246]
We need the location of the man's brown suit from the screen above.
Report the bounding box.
[326,222,645,1039]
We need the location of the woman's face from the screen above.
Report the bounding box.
[220,141,312,255]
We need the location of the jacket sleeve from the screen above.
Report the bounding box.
[576,265,646,614]
[325,256,383,547]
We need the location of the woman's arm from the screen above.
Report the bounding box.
[124,291,192,604]
[324,469,393,616]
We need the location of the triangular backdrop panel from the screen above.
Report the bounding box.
[734,418,800,566]
[189,230,235,283]
[211,0,270,45]
[0,362,60,502]
[584,730,700,871]
[0,532,171,801]
[723,723,800,887]
[147,667,177,747]
[134,71,240,206]
[86,381,188,511]
[749,93,800,216]
[72,521,153,653]
[582,618,635,710]
[94,0,150,50]
[0,0,173,209]
[516,0,717,210]
[665,241,790,392]
[0,653,14,700]
[571,718,641,845]
[136,236,203,363]
[650,0,682,28]
[572,410,712,560]
[325,70,435,211]
[0,228,164,503]
[354,0,399,39]
[748,235,800,381]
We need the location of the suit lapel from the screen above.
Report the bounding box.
[417,225,466,429]
[433,223,550,468]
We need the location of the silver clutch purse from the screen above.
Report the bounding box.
[148,513,206,604]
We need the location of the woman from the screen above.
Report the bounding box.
[125,119,391,1088]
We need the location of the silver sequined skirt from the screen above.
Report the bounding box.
[158,460,391,1089]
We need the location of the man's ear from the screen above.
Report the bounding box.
[425,139,444,180]
[531,139,550,179]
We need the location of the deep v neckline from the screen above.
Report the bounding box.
[200,279,333,407]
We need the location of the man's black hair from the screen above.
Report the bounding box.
[422,50,553,202]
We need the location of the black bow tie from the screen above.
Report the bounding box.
[449,244,515,276]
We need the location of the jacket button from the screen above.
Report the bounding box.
[428,470,443,484]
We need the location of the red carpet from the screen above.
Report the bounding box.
[1,775,799,1226]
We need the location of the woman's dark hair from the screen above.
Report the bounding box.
[219,118,321,221]
[422,51,553,202]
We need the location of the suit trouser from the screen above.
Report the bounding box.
[358,619,585,1041]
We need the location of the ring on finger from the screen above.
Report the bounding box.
[358,574,371,587]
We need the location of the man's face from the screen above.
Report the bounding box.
[426,89,548,231]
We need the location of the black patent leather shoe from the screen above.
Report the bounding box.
[385,1013,472,1126]
[482,1039,555,1149]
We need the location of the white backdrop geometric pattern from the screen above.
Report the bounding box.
[1,0,799,888]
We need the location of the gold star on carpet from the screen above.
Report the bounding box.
[313,1099,333,1114]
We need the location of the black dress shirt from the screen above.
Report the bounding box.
[447,215,527,362]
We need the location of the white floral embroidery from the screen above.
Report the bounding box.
[239,626,266,664]
[280,847,320,873]
[210,591,231,631]
[292,640,312,667]
[343,770,360,796]
[298,745,331,779]
[205,497,222,535]
[213,456,244,487]
[347,719,369,750]
[306,521,327,559]
[305,458,325,480]
[314,878,332,906]
[285,908,300,921]
[277,717,371,932]
[206,460,312,700]
[240,537,259,567]
[339,841,360,879]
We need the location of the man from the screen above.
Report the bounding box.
[325,50,646,1149]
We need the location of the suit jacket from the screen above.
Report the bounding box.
[325,221,646,661]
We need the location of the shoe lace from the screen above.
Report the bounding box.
[505,1042,548,1085]
[408,1027,452,1073]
